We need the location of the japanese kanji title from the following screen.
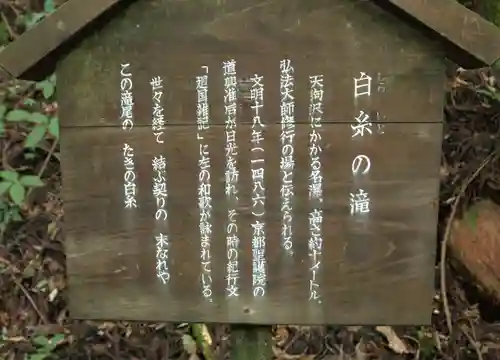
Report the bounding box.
[351,72,373,215]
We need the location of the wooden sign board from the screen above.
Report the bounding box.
[58,0,444,325]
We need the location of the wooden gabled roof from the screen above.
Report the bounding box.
[0,0,499,80]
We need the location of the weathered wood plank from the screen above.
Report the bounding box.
[1,0,497,80]
[59,57,444,127]
[57,0,445,127]
[61,123,441,325]
[0,0,124,78]
[383,0,500,66]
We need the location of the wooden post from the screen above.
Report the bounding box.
[231,326,272,360]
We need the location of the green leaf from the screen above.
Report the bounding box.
[466,204,479,230]
[476,88,500,102]
[25,13,46,30]
[42,82,55,99]
[5,109,31,122]
[51,333,65,343]
[24,125,46,148]
[12,208,22,222]
[29,112,48,124]
[0,181,11,196]
[32,335,49,347]
[28,353,49,360]
[35,80,55,99]
[476,88,494,98]
[0,170,19,182]
[15,14,25,27]
[35,80,47,90]
[45,333,64,350]
[49,73,56,84]
[44,0,56,14]
[48,117,59,139]
[0,22,9,46]
[9,183,25,206]
[20,175,44,187]
[492,57,500,72]
[0,104,7,120]
[23,98,36,106]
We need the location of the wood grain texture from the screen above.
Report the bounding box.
[0,0,124,78]
[384,0,500,66]
[57,0,445,325]
[61,124,441,325]
[57,0,445,128]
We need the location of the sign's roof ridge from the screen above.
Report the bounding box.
[0,0,499,80]
[376,0,500,68]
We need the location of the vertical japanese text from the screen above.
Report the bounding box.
[351,72,373,214]
[279,59,295,253]
[196,67,213,301]
[308,75,324,302]
[250,74,267,297]
[223,59,240,297]
[120,64,137,209]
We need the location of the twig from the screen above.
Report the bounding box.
[37,139,58,178]
[12,275,48,324]
[460,324,483,360]
[433,330,442,353]
[0,11,17,39]
[1,139,14,171]
[440,153,496,334]
[4,1,22,18]
[25,139,57,200]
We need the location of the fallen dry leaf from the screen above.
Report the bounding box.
[272,345,315,360]
[346,326,362,332]
[182,334,197,355]
[375,326,409,354]
[273,325,290,347]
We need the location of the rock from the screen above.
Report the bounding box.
[450,200,500,302]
